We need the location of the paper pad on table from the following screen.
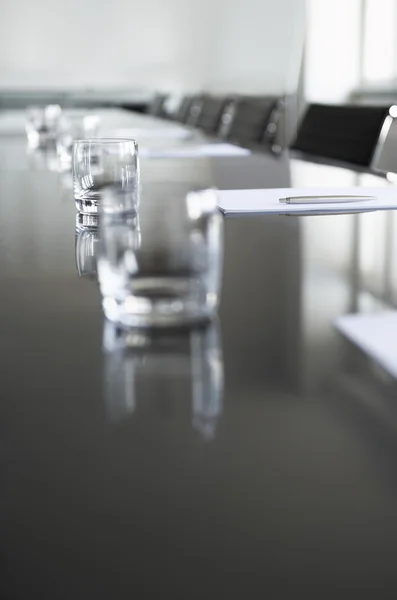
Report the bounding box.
[103,127,192,140]
[335,312,397,379]
[139,143,251,158]
[217,187,397,215]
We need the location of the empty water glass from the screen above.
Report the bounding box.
[25,104,62,148]
[56,114,100,170]
[97,184,223,327]
[72,138,139,214]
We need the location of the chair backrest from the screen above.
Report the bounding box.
[196,95,230,134]
[371,107,397,173]
[261,97,286,153]
[291,103,390,167]
[147,94,168,117]
[173,96,196,123]
[185,96,204,126]
[219,96,282,146]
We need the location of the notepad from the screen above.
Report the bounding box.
[105,127,192,140]
[335,312,397,379]
[139,143,251,159]
[217,186,397,215]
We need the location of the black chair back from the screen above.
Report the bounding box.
[220,96,281,146]
[185,97,204,126]
[147,94,168,117]
[291,103,390,167]
[196,95,230,134]
[174,96,195,123]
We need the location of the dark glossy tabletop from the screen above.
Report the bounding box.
[1,110,397,598]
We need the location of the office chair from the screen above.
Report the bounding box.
[371,106,397,174]
[219,96,283,147]
[173,96,196,123]
[195,95,230,134]
[147,93,168,117]
[184,96,205,126]
[261,97,286,153]
[291,103,390,167]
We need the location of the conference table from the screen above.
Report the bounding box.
[1,108,397,598]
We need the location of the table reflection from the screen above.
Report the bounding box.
[102,320,223,440]
[75,213,141,279]
[26,144,60,172]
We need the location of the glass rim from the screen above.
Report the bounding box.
[73,138,138,145]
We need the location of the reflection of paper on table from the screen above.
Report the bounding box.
[139,144,251,158]
[104,127,192,140]
[335,312,397,379]
[217,186,397,215]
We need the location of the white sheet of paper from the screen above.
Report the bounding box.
[217,186,397,215]
[335,312,397,379]
[139,144,251,159]
[104,127,192,140]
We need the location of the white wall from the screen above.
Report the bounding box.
[206,0,306,95]
[0,0,305,95]
[0,0,206,90]
[305,0,362,103]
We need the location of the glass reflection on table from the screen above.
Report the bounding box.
[102,320,223,440]
[75,212,141,279]
[26,144,60,172]
[75,216,100,279]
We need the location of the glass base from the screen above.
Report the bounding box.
[102,295,216,328]
[75,195,139,216]
[76,212,99,229]
[75,196,100,214]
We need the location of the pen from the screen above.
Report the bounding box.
[279,195,376,205]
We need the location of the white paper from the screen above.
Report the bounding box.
[139,144,251,159]
[103,127,192,140]
[335,312,397,379]
[217,186,397,215]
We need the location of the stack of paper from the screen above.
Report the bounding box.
[103,127,192,140]
[335,312,397,379]
[139,143,251,159]
[217,186,397,215]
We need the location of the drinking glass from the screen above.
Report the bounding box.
[25,104,62,148]
[97,184,223,327]
[56,114,100,170]
[72,138,139,214]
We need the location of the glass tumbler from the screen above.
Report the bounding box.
[25,104,62,148]
[72,138,139,214]
[56,114,100,170]
[97,184,223,327]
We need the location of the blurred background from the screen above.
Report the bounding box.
[1,0,397,140]
[0,0,305,93]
